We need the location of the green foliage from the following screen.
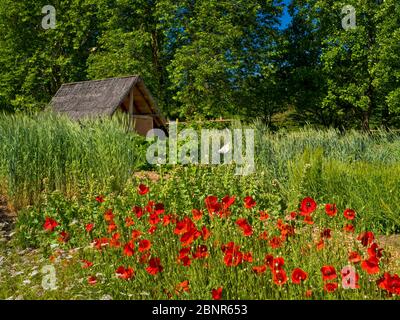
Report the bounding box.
[0,0,103,111]
[0,113,148,207]
[0,0,400,126]
[284,0,400,129]
[164,0,282,119]
[87,0,283,119]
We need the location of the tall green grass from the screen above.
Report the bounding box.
[255,124,400,167]
[1,114,400,232]
[0,113,147,207]
[253,125,400,233]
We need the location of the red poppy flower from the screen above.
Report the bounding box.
[146,257,163,275]
[273,257,285,269]
[132,206,144,219]
[123,241,135,257]
[343,208,356,220]
[324,282,338,293]
[81,260,93,269]
[320,228,332,239]
[88,276,97,285]
[269,236,282,249]
[109,233,121,247]
[138,239,151,252]
[259,231,268,240]
[180,256,191,267]
[175,280,190,294]
[192,209,203,221]
[223,251,243,267]
[243,196,256,209]
[58,231,70,243]
[299,197,317,216]
[265,254,274,269]
[292,268,308,284]
[85,223,94,233]
[104,209,114,222]
[125,217,135,227]
[174,217,195,235]
[280,224,295,239]
[325,203,337,217]
[377,273,400,295]
[148,225,157,234]
[222,242,243,267]
[343,224,355,233]
[222,195,236,209]
[145,201,155,214]
[131,229,142,240]
[107,222,117,233]
[116,266,134,280]
[236,218,253,236]
[201,226,211,241]
[273,268,288,286]
[316,239,324,250]
[341,267,360,289]
[180,227,201,247]
[179,248,191,259]
[149,213,161,225]
[205,196,221,214]
[43,217,58,232]
[259,211,269,221]
[252,265,267,274]
[367,243,383,259]
[305,290,313,298]
[95,195,104,203]
[211,287,223,300]
[154,203,165,215]
[221,242,234,253]
[357,231,375,247]
[192,245,208,259]
[138,184,149,195]
[361,257,380,275]
[179,248,191,258]
[285,211,297,221]
[277,219,285,230]
[321,265,337,281]
[243,252,253,263]
[303,216,314,225]
[93,237,109,250]
[162,214,172,226]
[348,251,362,264]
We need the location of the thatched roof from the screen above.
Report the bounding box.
[50,75,167,131]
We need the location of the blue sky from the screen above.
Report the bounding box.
[279,0,292,29]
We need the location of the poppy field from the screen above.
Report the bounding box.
[1,165,398,300]
[1,116,400,300]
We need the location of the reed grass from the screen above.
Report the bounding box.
[0,112,147,207]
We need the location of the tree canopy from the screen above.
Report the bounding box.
[0,0,399,130]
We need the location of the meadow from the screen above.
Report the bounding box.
[0,113,399,300]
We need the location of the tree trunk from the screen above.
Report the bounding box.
[362,110,370,132]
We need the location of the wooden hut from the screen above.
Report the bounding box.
[50,75,167,136]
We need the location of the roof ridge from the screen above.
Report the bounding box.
[60,75,140,87]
